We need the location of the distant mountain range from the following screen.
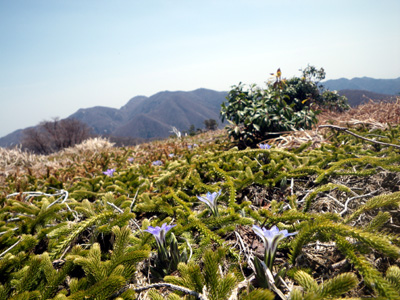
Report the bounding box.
[0,88,227,147]
[69,88,226,138]
[322,77,400,95]
[337,89,398,107]
[1,77,399,148]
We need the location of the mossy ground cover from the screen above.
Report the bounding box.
[0,102,400,299]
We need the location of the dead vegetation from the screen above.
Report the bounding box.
[267,98,400,150]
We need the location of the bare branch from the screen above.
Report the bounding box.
[319,124,400,149]
[113,282,208,300]
[0,237,21,258]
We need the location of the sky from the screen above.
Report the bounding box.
[1,0,399,138]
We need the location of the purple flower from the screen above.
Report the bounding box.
[144,223,176,248]
[152,160,163,166]
[259,143,271,150]
[253,225,296,250]
[102,168,115,177]
[253,225,297,269]
[197,190,221,216]
[128,157,134,162]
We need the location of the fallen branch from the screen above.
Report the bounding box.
[6,189,69,208]
[0,237,21,259]
[0,228,19,236]
[113,282,208,300]
[340,190,380,216]
[7,189,79,221]
[130,188,140,210]
[106,201,124,213]
[318,125,400,149]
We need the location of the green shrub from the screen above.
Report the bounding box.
[220,66,349,147]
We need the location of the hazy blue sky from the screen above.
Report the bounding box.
[1,0,399,138]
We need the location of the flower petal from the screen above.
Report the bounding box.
[197,195,212,206]
[252,225,266,242]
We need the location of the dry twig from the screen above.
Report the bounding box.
[319,124,400,149]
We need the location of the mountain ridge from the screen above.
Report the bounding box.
[0,88,228,147]
[68,88,227,138]
[322,76,400,95]
[338,89,398,107]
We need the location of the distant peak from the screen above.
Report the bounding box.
[127,95,147,102]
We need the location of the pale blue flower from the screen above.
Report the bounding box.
[252,225,297,269]
[128,157,134,162]
[144,223,176,248]
[197,190,221,216]
[152,160,163,166]
[168,153,175,158]
[144,222,186,278]
[102,168,115,177]
[259,143,271,150]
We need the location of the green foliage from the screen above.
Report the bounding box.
[298,65,349,112]
[220,66,349,147]
[70,226,149,285]
[50,211,116,259]
[386,265,400,292]
[240,289,275,300]
[289,217,400,264]
[291,270,358,299]
[1,121,399,299]
[162,248,238,300]
[149,232,189,280]
[337,237,400,299]
[220,80,318,147]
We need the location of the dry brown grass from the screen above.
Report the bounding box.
[0,147,51,177]
[317,97,400,128]
[268,98,400,149]
[0,137,115,184]
[60,137,115,157]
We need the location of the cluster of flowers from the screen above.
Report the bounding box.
[101,140,211,178]
[103,150,295,287]
[102,168,116,177]
[102,158,165,176]
[259,143,271,149]
[152,160,163,166]
[144,220,296,287]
